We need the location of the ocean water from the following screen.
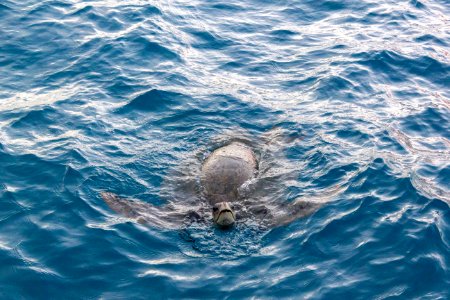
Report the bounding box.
[1,0,449,298]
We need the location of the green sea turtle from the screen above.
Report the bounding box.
[101,141,321,229]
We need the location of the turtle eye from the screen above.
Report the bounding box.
[213,206,219,212]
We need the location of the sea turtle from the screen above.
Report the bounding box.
[101,141,321,229]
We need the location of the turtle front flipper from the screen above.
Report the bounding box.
[100,192,186,229]
[101,192,146,219]
[269,199,322,228]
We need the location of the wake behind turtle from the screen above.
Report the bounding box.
[101,139,322,229]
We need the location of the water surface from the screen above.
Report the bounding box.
[0,0,449,298]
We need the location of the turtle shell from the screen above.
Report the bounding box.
[201,143,257,203]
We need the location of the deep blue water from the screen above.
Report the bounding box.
[1,0,450,298]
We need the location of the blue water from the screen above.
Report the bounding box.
[1,0,449,298]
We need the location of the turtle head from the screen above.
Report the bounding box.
[212,202,235,227]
